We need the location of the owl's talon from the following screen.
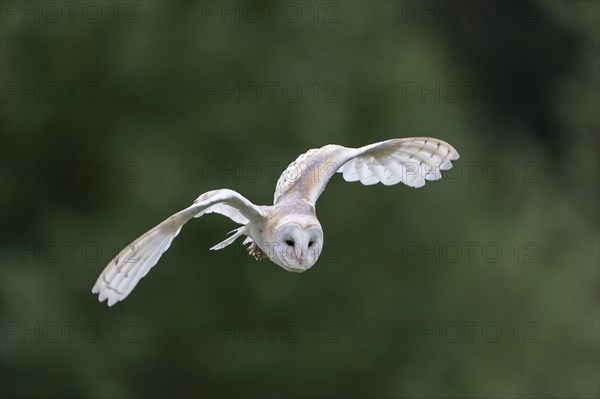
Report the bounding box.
[247,242,266,260]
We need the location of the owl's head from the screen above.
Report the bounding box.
[268,214,323,273]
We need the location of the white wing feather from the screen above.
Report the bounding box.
[274,137,459,205]
[91,189,264,306]
[338,138,459,189]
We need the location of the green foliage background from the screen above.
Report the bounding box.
[1,1,598,398]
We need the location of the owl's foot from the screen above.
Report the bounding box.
[247,242,267,260]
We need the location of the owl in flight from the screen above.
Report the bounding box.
[93,137,459,306]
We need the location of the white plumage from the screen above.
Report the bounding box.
[338,138,455,188]
[92,138,459,306]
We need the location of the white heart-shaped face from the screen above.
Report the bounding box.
[268,216,323,272]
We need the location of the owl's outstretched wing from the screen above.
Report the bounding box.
[274,137,459,205]
[92,189,265,306]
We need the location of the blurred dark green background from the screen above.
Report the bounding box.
[1,1,598,398]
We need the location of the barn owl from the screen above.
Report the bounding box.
[92,138,459,306]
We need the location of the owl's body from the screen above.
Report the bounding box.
[92,138,459,306]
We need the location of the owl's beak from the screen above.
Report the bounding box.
[293,247,305,265]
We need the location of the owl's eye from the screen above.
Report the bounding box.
[285,240,295,246]
[308,241,315,247]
